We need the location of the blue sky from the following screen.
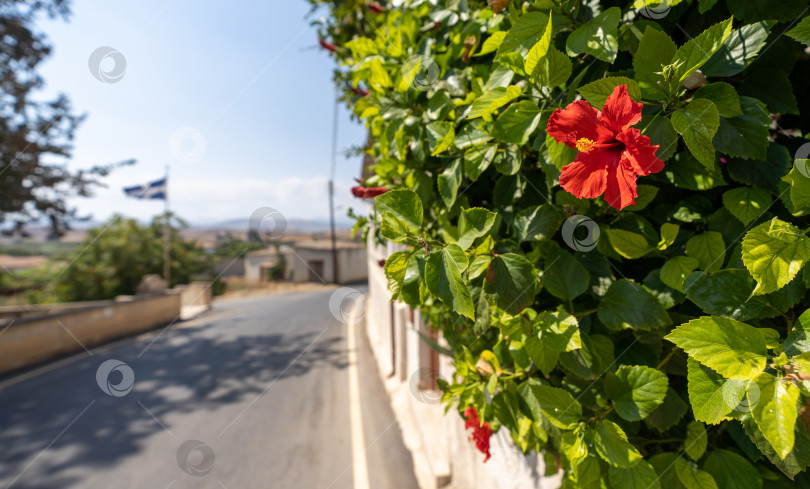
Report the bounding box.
[36,0,366,226]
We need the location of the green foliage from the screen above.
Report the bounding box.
[52,214,215,301]
[314,0,810,484]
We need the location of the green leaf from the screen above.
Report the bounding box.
[608,461,662,489]
[477,31,507,56]
[626,185,659,212]
[722,187,772,225]
[606,229,654,259]
[534,46,573,88]
[646,388,688,432]
[740,68,800,115]
[787,16,810,46]
[671,99,720,168]
[658,223,680,250]
[468,86,522,120]
[704,449,763,489]
[682,269,768,321]
[727,0,807,22]
[605,365,669,421]
[643,116,678,161]
[599,279,671,331]
[528,383,582,429]
[685,421,708,461]
[536,309,581,352]
[666,316,767,380]
[674,18,733,83]
[693,82,742,118]
[542,246,590,300]
[687,357,746,424]
[437,159,462,208]
[649,453,684,489]
[702,21,774,77]
[577,76,641,110]
[376,188,423,232]
[484,253,537,315]
[493,144,522,175]
[566,7,621,62]
[783,162,810,215]
[526,334,559,376]
[743,416,810,480]
[664,152,726,190]
[490,101,542,145]
[497,11,550,58]
[545,132,577,170]
[400,249,427,306]
[524,15,553,75]
[380,211,414,243]
[384,251,410,300]
[513,204,563,242]
[713,96,770,161]
[742,218,810,295]
[749,372,800,459]
[425,244,474,319]
[426,121,455,156]
[463,144,497,181]
[685,232,725,273]
[457,207,496,250]
[591,419,643,468]
[661,256,699,292]
[675,458,718,489]
[633,26,677,100]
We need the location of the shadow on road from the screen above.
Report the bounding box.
[0,318,347,489]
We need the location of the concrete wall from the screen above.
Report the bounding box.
[244,253,278,282]
[0,293,181,376]
[364,233,561,489]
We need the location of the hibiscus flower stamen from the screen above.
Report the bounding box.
[575,138,596,152]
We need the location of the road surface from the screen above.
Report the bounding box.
[0,286,420,489]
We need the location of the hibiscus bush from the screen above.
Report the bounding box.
[311,0,810,486]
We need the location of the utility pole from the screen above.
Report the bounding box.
[163,164,171,285]
[329,92,340,284]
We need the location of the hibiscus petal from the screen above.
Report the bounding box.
[559,149,612,199]
[616,128,664,176]
[548,100,613,148]
[600,85,643,133]
[604,157,639,209]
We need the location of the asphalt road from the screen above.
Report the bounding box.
[0,286,420,489]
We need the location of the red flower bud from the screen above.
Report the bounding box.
[352,87,370,97]
[350,186,388,198]
[378,259,386,267]
[318,37,337,53]
[368,2,385,14]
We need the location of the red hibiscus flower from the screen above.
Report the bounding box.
[463,406,492,462]
[351,186,388,198]
[547,85,664,210]
[318,37,337,53]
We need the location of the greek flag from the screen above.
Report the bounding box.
[123,178,166,200]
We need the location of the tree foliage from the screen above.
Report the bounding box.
[0,0,133,237]
[53,214,214,301]
[313,0,810,485]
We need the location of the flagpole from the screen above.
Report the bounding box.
[163,164,171,285]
